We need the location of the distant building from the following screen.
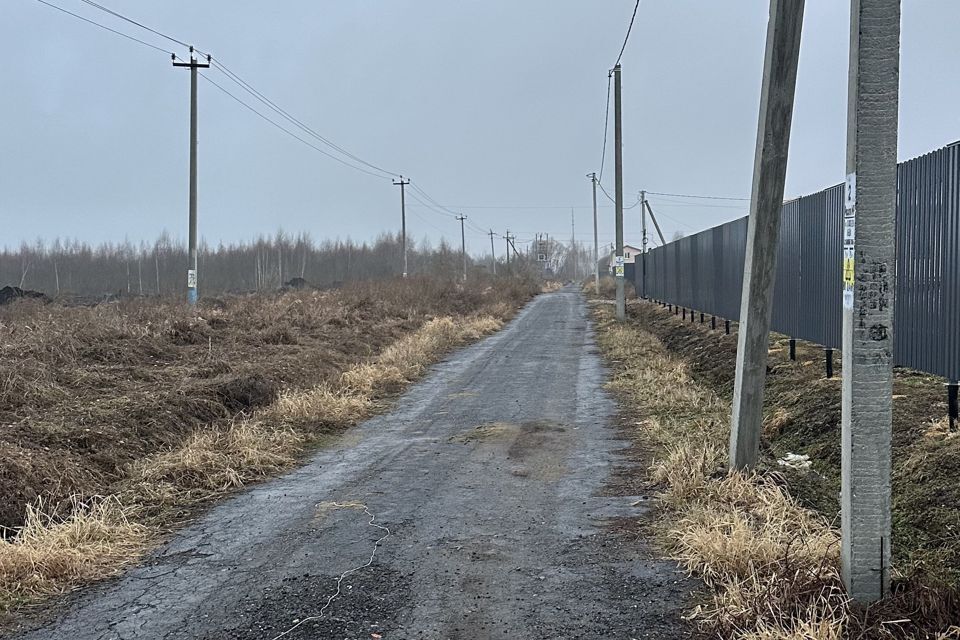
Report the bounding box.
[605,244,643,273]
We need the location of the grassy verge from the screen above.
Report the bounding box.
[590,300,959,639]
[0,276,537,616]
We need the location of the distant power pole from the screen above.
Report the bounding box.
[172,47,211,305]
[570,208,577,280]
[613,64,625,320]
[393,176,410,277]
[640,190,648,298]
[488,229,497,275]
[505,230,511,269]
[728,0,805,470]
[841,0,900,604]
[456,215,467,282]
[587,173,600,294]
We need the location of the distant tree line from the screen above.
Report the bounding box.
[0,232,490,298]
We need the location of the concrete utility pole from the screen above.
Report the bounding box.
[841,0,900,604]
[728,0,805,470]
[644,201,666,245]
[393,176,410,277]
[570,208,577,280]
[613,65,625,321]
[587,173,600,294]
[505,231,511,269]
[456,215,467,282]
[172,48,211,305]
[488,229,497,275]
[640,190,648,298]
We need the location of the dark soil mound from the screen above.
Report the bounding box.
[0,286,49,306]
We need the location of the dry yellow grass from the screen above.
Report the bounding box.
[133,421,304,497]
[0,312,509,614]
[0,497,148,606]
[591,305,859,638]
[265,384,373,428]
[129,313,505,508]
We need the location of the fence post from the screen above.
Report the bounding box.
[948,382,958,431]
[729,0,805,470]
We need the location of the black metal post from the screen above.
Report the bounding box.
[725,320,731,335]
[948,381,958,430]
[711,316,716,330]
[825,348,834,379]
[789,338,796,361]
[682,308,686,320]
[700,312,705,323]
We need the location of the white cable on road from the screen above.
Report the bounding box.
[270,503,391,640]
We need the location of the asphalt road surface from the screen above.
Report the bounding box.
[14,288,692,640]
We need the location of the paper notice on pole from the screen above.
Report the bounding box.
[615,265,625,277]
[842,214,855,309]
[844,172,856,212]
[187,269,197,288]
[614,256,625,267]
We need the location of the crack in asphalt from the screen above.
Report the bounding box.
[9,289,693,639]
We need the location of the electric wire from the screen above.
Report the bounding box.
[597,72,612,184]
[31,0,555,246]
[209,60,397,179]
[597,181,641,209]
[644,189,750,201]
[614,0,642,68]
[69,0,401,180]
[33,0,172,55]
[197,71,389,179]
[77,0,192,49]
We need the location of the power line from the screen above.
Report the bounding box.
[646,199,749,210]
[198,72,388,179]
[597,181,641,209]
[32,0,503,240]
[209,60,397,179]
[33,0,173,55]
[598,72,612,183]
[59,0,401,180]
[77,0,192,49]
[614,0,642,68]
[644,189,750,201]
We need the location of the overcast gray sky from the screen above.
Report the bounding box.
[3,1,959,255]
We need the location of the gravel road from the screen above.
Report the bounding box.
[14,288,693,639]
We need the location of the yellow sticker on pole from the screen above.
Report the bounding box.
[842,255,855,286]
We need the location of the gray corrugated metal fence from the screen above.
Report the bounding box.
[640,141,960,382]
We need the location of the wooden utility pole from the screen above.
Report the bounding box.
[173,48,210,305]
[456,215,467,282]
[841,0,900,603]
[488,229,497,275]
[587,173,600,294]
[505,231,511,269]
[393,176,410,277]
[613,65,625,320]
[728,0,805,470]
